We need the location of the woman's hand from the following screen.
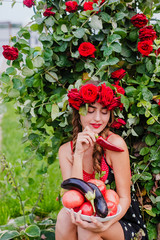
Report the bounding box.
[70,209,111,233]
[74,126,96,155]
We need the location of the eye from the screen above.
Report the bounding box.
[88,106,95,113]
[101,109,108,114]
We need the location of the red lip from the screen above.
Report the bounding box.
[90,124,102,129]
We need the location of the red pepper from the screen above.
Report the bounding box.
[96,136,124,152]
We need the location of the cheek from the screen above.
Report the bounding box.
[102,114,110,124]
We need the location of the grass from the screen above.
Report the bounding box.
[0,102,62,225]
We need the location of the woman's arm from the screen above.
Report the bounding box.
[105,134,131,223]
[59,126,96,180]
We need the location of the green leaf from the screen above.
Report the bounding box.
[114,28,127,38]
[121,45,132,57]
[51,104,59,121]
[100,12,111,22]
[147,117,156,125]
[6,67,17,75]
[103,46,113,56]
[45,72,58,83]
[8,89,20,98]
[73,28,85,38]
[61,24,68,33]
[108,0,119,5]
[33,56,45,68]
[120,95,130,111]
[146,60,154,73]
[79,104,88,116]
[145,209,156,217]
[0,230,20,240]
[125,86,137,97]
[129,30,138,42]
[147,223,157,240]
[30,23,39,31]
[111,42,121,53]
[89,15,103,30]
[26,57,33,69]
[35,117,45,128]
[139,172,152,181]
[22,67,34,77]
[145,134,157,146]
[25,225,41,237]
[142,87,153,101]
[115,12,126,21]
[140,147,150,156]
[45,16,55,27]
[106,57,119,65]
[0,74,10,84]
[108,34,121,44]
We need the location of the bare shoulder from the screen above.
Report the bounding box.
[107,132,128,151]
[59,141,71,154]
[58,141,73,163]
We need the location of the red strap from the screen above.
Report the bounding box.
[70,141,73,151]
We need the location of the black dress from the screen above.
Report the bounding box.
[103,156,149,240]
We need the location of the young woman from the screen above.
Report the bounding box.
[55,82,148,240]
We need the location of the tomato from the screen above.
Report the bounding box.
[107,201,117,216]
[73,206,80,212]
[87,179,106,197]
[104,189,119,205]
[62,190,85,209]
[79,201,94,216]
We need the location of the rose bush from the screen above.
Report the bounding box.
[0,0,160,238]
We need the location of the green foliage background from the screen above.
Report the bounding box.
[0,0,160,239]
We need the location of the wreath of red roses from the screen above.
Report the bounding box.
[68,83,124,112]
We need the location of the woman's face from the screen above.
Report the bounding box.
[80,102,111,134]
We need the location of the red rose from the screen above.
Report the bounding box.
[79,84,98,103]
[155,48,160,56]
[65,1,78,13]
[112,85,125,95]
[111,119,126,129]
[111,69,126,81]
[131,13,148,28]
[83,2,94,11]
[108,97,123,111]
[139,26,157,42]
[78,42,96,58]
[43,7,55,17]
[23,0,35,7]
[137,40,153,57]
[158,100,160,106]
[2,45,18,60]
[98,84,114,108]
[68,89,83,110]
[93,0,105,3]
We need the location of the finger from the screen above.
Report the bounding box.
[90,216,103,227]
[83,129,96,142]
[76,211,88,228]
[70,209,76,224]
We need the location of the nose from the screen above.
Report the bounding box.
[94,110,101,121]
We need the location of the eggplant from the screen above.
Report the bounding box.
[88,182,108,218]
[61,178,108,218]
[61,178,96,212]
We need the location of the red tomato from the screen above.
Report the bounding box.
[87,179,106,197]
[73,206,80,212]
[105,189,119,205]
[79,201,94,216]
[62,190,85,209]
[107,201,117,216]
